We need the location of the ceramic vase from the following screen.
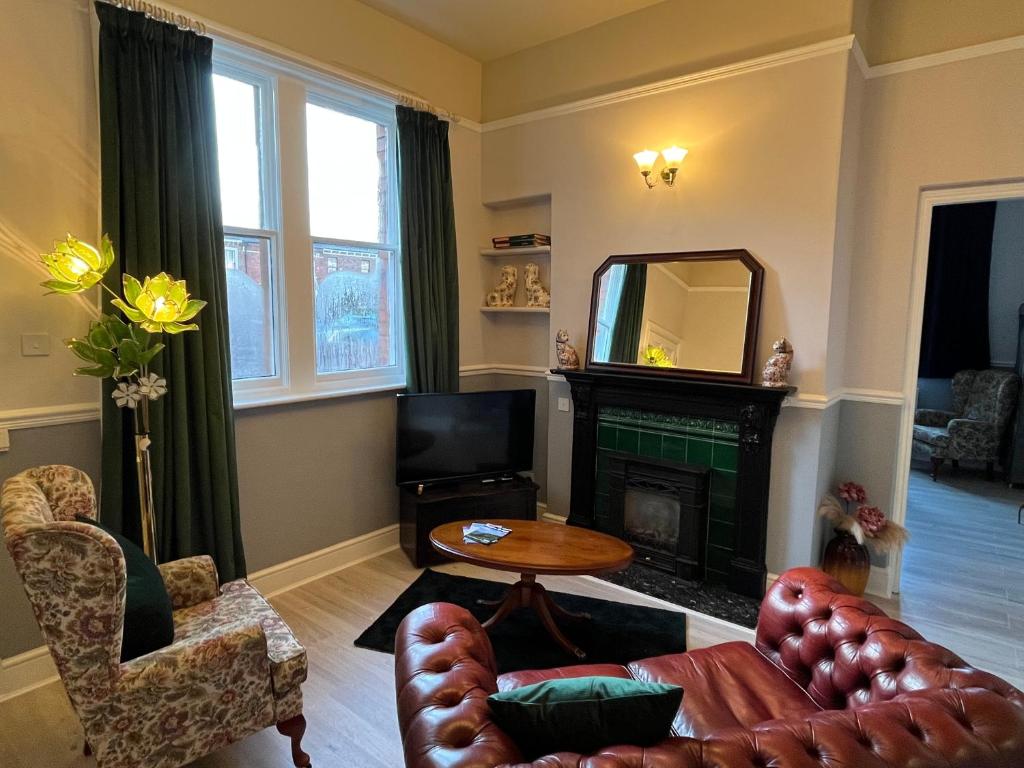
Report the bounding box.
[821,530,870,596]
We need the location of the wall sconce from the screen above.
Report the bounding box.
[633,146,688,188]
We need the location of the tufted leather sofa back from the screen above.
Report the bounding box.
[755,568,1023,711]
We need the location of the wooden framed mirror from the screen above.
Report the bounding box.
[585,249,764,384]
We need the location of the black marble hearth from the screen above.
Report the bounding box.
[598,564,761,629]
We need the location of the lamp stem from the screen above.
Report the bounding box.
[132,371,158,562]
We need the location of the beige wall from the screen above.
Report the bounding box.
[481,50,856,573]
[482,0,856,120]
[856,0,1024,65]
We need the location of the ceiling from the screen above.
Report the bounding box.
[356,0,668,62]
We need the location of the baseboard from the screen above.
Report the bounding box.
[0,523,400,702]
[248,524,400,598]
[536,501,567,524]
[0,646,58,703]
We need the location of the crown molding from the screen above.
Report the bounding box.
[864,34,1024,79]
[481,36,855,132]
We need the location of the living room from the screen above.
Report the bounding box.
[1,2,1023,767]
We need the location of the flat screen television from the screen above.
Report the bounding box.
[396,389,535,486]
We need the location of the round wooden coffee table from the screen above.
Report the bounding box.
[430,519,634,659]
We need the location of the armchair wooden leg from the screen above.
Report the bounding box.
[276,715,311,767]
[930,457,943,480]
[951,459,960,474]
[83,741,91,756]
[986,461,994,481]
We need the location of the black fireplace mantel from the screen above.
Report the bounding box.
[557,368,794,599]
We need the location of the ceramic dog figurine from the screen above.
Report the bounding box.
[762,337,793,387]
[524,262,551,308]
[555,329,580,370]
[486,265,517,307]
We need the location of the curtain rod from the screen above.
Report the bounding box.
[97,0,207,36]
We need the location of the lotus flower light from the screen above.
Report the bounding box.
[112,272,206,334]
[40,234,115,293]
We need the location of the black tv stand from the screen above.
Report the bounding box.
[399,474,539,567]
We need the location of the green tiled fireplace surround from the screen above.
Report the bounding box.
[595,406,739,584]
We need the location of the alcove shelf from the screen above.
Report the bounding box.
[480,245,551,258]
[479,306,550,314]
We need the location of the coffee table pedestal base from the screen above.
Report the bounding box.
[478,573,590,659]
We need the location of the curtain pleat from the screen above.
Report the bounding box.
[609,264,648,364]
[396,106,459,393]
[96,2,246,580]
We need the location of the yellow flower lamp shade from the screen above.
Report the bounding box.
[41,234,115,293]
[112,272,206,334]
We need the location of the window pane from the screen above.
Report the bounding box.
[225,234,275,379]
[313,242,395,374]
[213,74,263,229]
[306,103,389,243]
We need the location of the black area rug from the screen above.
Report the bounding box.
[355,569,686,673]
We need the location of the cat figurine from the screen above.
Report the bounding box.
[761,337,793,387]
[524,262,551,308]
[555,328,580,370]
[485,265,517,307]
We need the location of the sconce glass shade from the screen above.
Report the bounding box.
[633,149,659,174]
[661,145,688,169]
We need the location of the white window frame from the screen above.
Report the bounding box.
[212,56,287,395]
[213,42,405,409]
[305,87,404,395]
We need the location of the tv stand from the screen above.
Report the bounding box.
[399,474,539,567]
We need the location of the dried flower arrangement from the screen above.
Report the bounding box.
[817,481,909,554]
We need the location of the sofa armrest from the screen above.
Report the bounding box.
[947,418,998,458]
[395,603,522,768]
[741,688,1024,767]
[158,555,219,609]
[914,408,956,428]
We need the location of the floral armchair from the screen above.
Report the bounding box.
[913,369,1021,480]
[1,465,310,768]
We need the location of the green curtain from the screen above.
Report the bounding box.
[96,3,246,580]
[396,106,459,393]
[609,264,647,363]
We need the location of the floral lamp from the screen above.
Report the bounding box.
[40,234,204,560]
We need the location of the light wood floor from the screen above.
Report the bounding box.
[872,469,1024,691]
[0,549,750,768]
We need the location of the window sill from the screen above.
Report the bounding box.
[233,382,405,410]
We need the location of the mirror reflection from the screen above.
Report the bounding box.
[591,258,753,373]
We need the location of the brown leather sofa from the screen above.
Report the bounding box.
[395,567,1024,767]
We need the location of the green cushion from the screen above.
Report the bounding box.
[76,516,174,662]
[488,676,683,758]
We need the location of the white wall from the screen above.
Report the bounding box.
[989,198,1024,367]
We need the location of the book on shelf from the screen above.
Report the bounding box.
[491,233,550,248]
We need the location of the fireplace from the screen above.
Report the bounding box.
[561,368,791,599]
[607,454,709,579]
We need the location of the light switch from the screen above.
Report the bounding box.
[21,333,51,357]
[557,397,570,412]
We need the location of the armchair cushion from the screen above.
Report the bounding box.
[77,516,173,661]
[488,676,682,758]
[912,424,951,450]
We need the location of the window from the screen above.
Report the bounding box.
[306,99,400,379]
[213,45,404,406]
[213,68,279,383]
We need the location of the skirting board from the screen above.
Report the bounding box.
[0,523,400,703]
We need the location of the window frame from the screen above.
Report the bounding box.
[212,43,406,409]
[305,87,404,394]
[212,56,287,395]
